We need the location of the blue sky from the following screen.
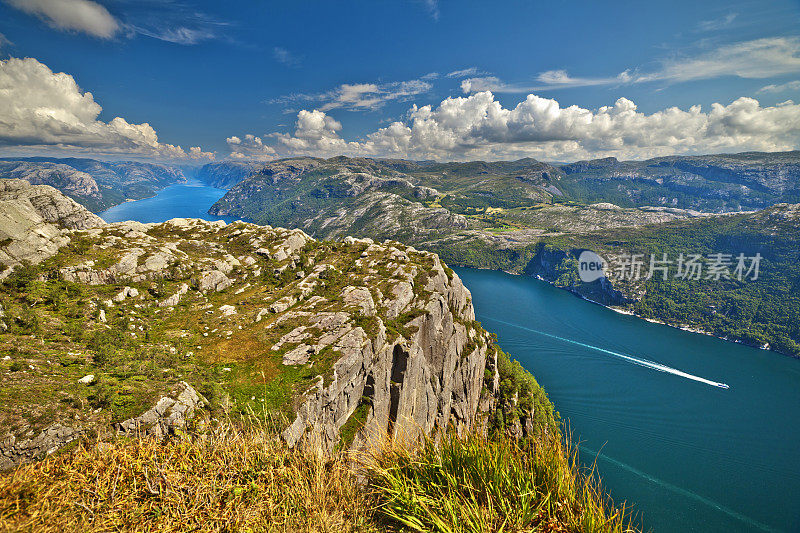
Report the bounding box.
[1,0,799,162]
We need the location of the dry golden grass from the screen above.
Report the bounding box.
[0,422,641,533]
[0,428,378,533]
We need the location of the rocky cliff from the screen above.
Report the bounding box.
[0,179,541,468]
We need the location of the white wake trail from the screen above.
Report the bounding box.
[483,317,730,389]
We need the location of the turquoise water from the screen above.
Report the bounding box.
[99,179,235,224]
[99,183,800,532]
[455,267,800,533]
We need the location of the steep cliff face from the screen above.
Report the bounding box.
[524,245,632,306]
[0,180,536,468]
[195,161,267,189]
[283,244,491,451]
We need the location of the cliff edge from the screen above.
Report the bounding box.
[0,179,546,467]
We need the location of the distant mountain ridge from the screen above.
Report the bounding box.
[557,151,800,211]
[0,157,186,212]
[201,150,800,212]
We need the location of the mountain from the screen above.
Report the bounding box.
[558,151,800,211]
[206,153,800,358]
[202,150,800,213]
[520,203,800,357]
[195,161,269,189]
[206,156,708,256]
[0,157,187,212]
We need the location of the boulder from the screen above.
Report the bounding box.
[198,270,232,292]
[116,382,206,438]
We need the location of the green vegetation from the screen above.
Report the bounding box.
[489,346,558,438]
[531,210,800,357]
[370,432,637,533]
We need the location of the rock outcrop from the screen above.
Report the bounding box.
[283,253,490,452]
[0,179,104,271]
[0,424,85,471]
[116,382,207,438]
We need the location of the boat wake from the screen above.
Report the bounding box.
[579,445,775,531]
[482,317,730,390]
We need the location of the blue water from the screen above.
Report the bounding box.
[455,267,800,533]
[99,179,236,224]
[99,182,800,532]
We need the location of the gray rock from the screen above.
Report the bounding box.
[198,269,232,292]
[283,268,490,454]
[158,283,189,307]
[342,286,376,316]
[0,179,103,271]
[219,304,237,316]
[0,423,84,471]
[282,344,315,365]
[116,382,206,438]
[269,295,297,313]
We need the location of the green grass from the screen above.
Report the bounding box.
[367,431,638,533]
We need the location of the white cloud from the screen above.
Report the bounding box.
[460,76,505,93]
[757,80,800,94]
[462,38,800,95]
[236,91,800,162]
[270,110,361,155]
[5,0,119,38]
[423,0,439,20]
[536,69,631,87]
[635,37,800,83]
[697,12,737,32]
[226,134,277,160]
[7,0,225,45]
[143,26,216,45]
[273,47,301,67]
[447,67,485,78]
[271,78,433,112]
[188,146,215,159]
[321,83,383,111]
[461,71,632,94]
[0,57,213,160]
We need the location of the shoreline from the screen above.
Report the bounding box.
[95,178,190,216]
[486,269,789,359]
